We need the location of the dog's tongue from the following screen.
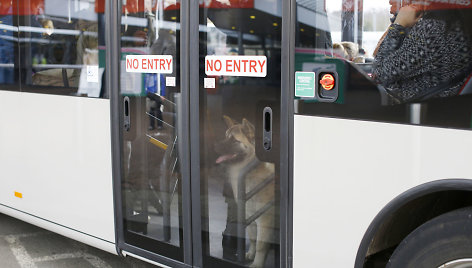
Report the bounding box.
[215,154,237,164]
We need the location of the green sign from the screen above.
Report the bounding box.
[295,72,315,98]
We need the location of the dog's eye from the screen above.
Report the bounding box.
[229,136,239,143]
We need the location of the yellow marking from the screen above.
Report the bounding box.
[14,192,22,198]
[149,137,168,150]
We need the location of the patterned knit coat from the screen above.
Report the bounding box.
[373,18,472,103]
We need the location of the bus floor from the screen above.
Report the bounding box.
[0,213,158,268]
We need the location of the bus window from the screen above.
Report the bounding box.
[295,0,472,129]
[199,1,282,267]
[0,1,19,91]
[18,0,106,98]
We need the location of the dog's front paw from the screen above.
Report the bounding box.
[245,251,255,261]
[249,261,263,268]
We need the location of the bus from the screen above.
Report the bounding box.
[1,0,472,267]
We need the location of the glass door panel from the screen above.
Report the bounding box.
[198,2,283,267]
[119,0,183,261]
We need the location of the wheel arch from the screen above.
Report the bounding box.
[355,179,472,268]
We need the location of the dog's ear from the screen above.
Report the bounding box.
[242,118,255,141]
[223,115,236,128]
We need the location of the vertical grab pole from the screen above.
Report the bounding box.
[162,146,171,242]
[237,159,260,263]
[237,172,247,263]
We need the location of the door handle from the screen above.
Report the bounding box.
[262,107,272,151]
[123,96,131,132]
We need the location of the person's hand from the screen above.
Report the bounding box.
[389,0,401,15]
[394,5,422,28]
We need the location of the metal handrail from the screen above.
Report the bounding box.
[236,158,275,263]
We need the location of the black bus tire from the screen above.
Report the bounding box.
[387,206,472,268]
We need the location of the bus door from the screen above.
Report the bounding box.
[115,1,289,267]
[116,1,187,266]
[194,1,288,267]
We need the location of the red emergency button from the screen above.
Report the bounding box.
[320,74,335,90]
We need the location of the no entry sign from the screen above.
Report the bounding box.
[126,55,173,74]
[205,56,267,77]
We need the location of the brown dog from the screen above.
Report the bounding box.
[215,116,276,268]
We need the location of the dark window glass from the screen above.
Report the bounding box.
[295,0,472,130]
[119,0,183,260]
[18,0,106,98]
[0,1,19,90]
[199,2,282,267]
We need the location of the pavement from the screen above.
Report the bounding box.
[0,213,159,268]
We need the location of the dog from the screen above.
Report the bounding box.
[215,116,276,268]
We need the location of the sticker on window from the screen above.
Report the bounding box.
[204,77,216,89]
[126,55,173,74]
[205,56,267,77]
[295,72,316,98]
[166,76,176,87]
[86,65,99,83]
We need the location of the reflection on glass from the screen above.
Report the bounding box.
[200,2,281,267]
[296,0,472,128]
[19,0,105,97]
[120,0,182,260]
[298,0,472,106]
[0,1,18,90]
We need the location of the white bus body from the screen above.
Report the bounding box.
[294,116,472,267]
[1,0,472,267]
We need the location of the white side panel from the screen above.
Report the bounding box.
[0,91,115,249]
[293,115,472,267]
[0,205,116,254]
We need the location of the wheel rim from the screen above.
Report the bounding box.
[439,259,472,268]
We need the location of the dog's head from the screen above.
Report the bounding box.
[215,116,256,165]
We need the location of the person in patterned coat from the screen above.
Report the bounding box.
[373,4,472,104]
